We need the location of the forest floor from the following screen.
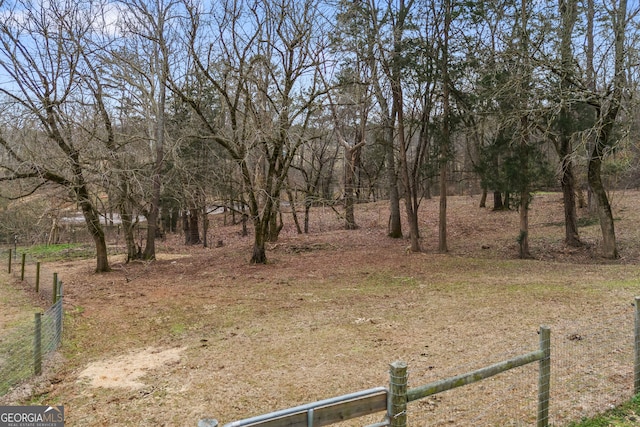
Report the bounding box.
[2,190,640,426]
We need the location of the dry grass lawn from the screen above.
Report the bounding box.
[3,190,640,426]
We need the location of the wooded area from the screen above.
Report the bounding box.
[0,0,638,270]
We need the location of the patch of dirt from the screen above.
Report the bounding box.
[77,347,186,389]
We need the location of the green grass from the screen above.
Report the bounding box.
[567,394,640,426]
[17,243,94,262]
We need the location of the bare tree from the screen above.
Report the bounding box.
[434,0,453,253]
[177,0,326,263]
[290,130,340,233]
[517,0,533,259]
[332,0,403,238]
[372,0,422,252]
[322,69,371,230]
[0,0,112,272]
[584,0,630,259]
[113,0,182,260]
[554,0,582,247]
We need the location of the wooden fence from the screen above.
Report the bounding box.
[199,326,552,427]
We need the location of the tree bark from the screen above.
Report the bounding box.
[517,0,531,259]
[367,0,403,240]
[202,206,209,248]
[120,207,140,263]
[76,179,110,272]
[560,155,581,246]
[182,210,190,244]
[518,138,531,259]
[344,145,359,230]
[142,7,169,261]
[251,217,268,264]
[286,188,303,234]
[438,0,451,254]
[188,208,201,245]
[391,0,420,252]
[479,187,487,208]
[585,0,625,259]
[588,153,617,258]
[556,0,581,247]
[386,121,403,238]
[493,191,504,210]
[439,167,448,252]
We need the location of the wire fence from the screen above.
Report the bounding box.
[5,249,60,305]
[3,247,637,425]
[405,305,634,426]
[0,249,64,397]
[212,301,638,427]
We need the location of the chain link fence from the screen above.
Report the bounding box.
[0,249,63,397]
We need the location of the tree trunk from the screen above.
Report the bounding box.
[391,0,419,252]
[518,203,530,259]
[142,13,168,261]
[369,2,402,239]
[585,0,625,259]
[182,210,190,244]
[517,0,531,260]
[266,202,284,242]
[493,191,504,210]
[439,167,448,253]
[386,138,403,238]
[287,188,302,234]
[78,186,110,272]
[398,123,420,252]
[557,0,581,247]
[588,156,617,258]
[120,208,139,263]
[202,206,209,248]
[241,201,248,237]
[251,218,267,264]
[344,146,358,230]
[516,130,531,259]
[144,181,160,259]
[560,157,581,246]
[188,208,201,245]
[479,187,487,208]
[304,203,311,234]
[438,0,452,254]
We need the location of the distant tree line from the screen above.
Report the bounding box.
[0,0,638,270]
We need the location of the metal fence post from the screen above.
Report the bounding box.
[8,249,11,274]
[53,272,58,304]
[537,326,551,427]
[56,281,63,346]
[36,262,41,293]
[634,297,640,394]
[34,312,42,376]
[20,253,26,281]
[389,361,408,427]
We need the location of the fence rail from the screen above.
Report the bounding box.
[0,249,64,397]
[201,326,553,427]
